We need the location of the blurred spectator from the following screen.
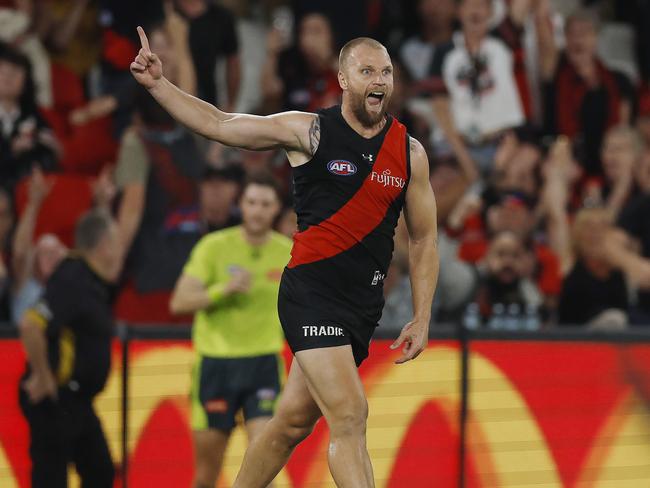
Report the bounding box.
[33,0,102,79]
[557,208,628,328]
[10,168,67,325]
[614,192,650,324]
[292,1,368,48]
[0,1,53,107]
[114,84,206,292]
[475,231,543,321]
[0,42,58,191]
[637,89,650,146]
[430,0,534,179]
[78,11,195,140]
[198,166,243,232]
[543,9,635,175]
[446,184,562,310]
[388,61,433,152]
[277,206,297,238]
[261,11,340,113]
[174,0,240,108]
[599,125,644,217]
[399,0,455,82]
[438,230,543,326]
[0,187,13,322]
[94,0,165,136]
[544,137,641,328]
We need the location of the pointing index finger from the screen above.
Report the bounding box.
[137,26,150,52]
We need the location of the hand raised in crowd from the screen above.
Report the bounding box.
[130,26,163,89]
[27,166,53,207]
[93,166,117,210]
[22,371,57,404]
[224,267,252,296]
[541,136,578,214]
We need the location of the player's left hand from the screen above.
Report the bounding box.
[390,319,429,364]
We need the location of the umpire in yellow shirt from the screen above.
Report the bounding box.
[170,172,292,488]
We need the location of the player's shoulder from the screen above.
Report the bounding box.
[408,136,427,159]
[407,136,429,179]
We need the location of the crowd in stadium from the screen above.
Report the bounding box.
[1,0,650,330]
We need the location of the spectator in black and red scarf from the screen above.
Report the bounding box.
[542,9,636,176]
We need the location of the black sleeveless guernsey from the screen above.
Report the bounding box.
[278,105,411,365]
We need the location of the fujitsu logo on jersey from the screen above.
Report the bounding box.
[371,169,405,189]
[327,160,357,176]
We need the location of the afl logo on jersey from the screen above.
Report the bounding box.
[327,160,357,176]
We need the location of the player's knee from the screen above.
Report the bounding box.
[327,397,368,437]
[275,412,317,449]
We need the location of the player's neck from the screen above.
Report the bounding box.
[340,104,387,139]
[241,226,271,247]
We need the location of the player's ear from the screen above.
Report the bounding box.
[338,71,348,90]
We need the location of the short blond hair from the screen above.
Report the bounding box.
[338,37,387,71]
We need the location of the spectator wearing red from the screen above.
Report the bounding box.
[113,22,207,293]
[454,190,561,302]
[543,10,635,175]
[261,11,340,114]
[436,229,544,326]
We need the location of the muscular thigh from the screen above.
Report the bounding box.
[294,345,366,419]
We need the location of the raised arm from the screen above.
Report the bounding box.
[12,168,52,290]
[431,96,480,182]
[390,138,439,364]
[130,26,315,165]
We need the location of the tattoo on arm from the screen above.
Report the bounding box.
[409,136,417,153]
[309,116,321,156]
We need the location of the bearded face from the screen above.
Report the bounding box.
[340,44,394,129]
[348,83,392,128]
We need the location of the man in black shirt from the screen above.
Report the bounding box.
[174,0,240,108]
[18,210,121,488]
[616,194,650,323]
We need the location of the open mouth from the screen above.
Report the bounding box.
[367,91,385,107]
